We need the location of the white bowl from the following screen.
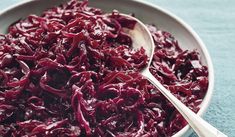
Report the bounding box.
[0,0,214,136]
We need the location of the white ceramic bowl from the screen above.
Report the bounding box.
[0,0,214,136]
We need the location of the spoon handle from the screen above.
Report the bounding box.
[142,69,227,137]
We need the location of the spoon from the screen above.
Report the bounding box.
[119,14,227,137]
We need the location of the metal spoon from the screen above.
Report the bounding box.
[120,14,227,137]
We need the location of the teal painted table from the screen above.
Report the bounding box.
[1,0,234,136]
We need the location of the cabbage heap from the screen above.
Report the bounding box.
[0,0,208,136]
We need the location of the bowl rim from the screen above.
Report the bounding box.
[0,0,214,137]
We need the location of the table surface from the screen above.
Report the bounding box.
[1,0,234,137]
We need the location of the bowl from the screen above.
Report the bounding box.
[0,0,214,136]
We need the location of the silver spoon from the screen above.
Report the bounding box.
[120,13,227,137]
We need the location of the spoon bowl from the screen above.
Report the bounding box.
[118,14,154,60]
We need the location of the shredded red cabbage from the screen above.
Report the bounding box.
[0,0,208,136]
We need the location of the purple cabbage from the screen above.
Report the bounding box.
[0,0,208,136]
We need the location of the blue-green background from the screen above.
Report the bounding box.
[1,0,234,136]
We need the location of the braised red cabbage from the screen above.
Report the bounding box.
[0,0,208,136]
